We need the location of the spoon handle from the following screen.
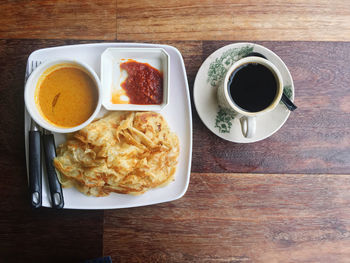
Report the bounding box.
[281,92,297,111]
[42,131,64,209]
[29,129,42,208]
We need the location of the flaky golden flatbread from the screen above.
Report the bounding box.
[54,112,179,196]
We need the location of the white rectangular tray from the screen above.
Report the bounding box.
[24,43,192,209]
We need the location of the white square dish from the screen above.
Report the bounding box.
[24,43,192,209]
[101,47,169,111]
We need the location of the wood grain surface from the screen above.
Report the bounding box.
[105,173,350,263]
[0,0,116,40]
[1,0,350,41]
[1,1,350,262]
[116,0,350,41]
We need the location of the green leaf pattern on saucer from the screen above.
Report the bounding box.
[207,45,254,88]
[215,106,237,133]
[208,45,253,133]
[282,85,292,100]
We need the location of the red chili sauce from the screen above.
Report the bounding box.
[120,60,163,105]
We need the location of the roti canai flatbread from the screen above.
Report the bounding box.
[54,112,179,196]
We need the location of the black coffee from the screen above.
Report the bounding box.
[228,63,278,112]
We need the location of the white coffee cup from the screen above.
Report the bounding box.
[217,56,283,138]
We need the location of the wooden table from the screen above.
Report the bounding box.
[1,1,350,262]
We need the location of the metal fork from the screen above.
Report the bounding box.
[26,61,64,209]
[26,61,42,208]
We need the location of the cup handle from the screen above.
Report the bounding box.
[239,116,256,138]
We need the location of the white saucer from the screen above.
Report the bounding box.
[193,42,295,143]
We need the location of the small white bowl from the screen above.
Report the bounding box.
[101,47,170,111]
[24,59,102,133]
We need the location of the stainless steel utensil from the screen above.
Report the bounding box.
[28,118,42,208]
[25,60,64,209]
[26,61,42,208]
[42,129,64,209]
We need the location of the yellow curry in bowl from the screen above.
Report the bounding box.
[35,64,98,128]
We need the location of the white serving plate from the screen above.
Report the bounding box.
[101,47,169,111]
[24,43,192,209]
